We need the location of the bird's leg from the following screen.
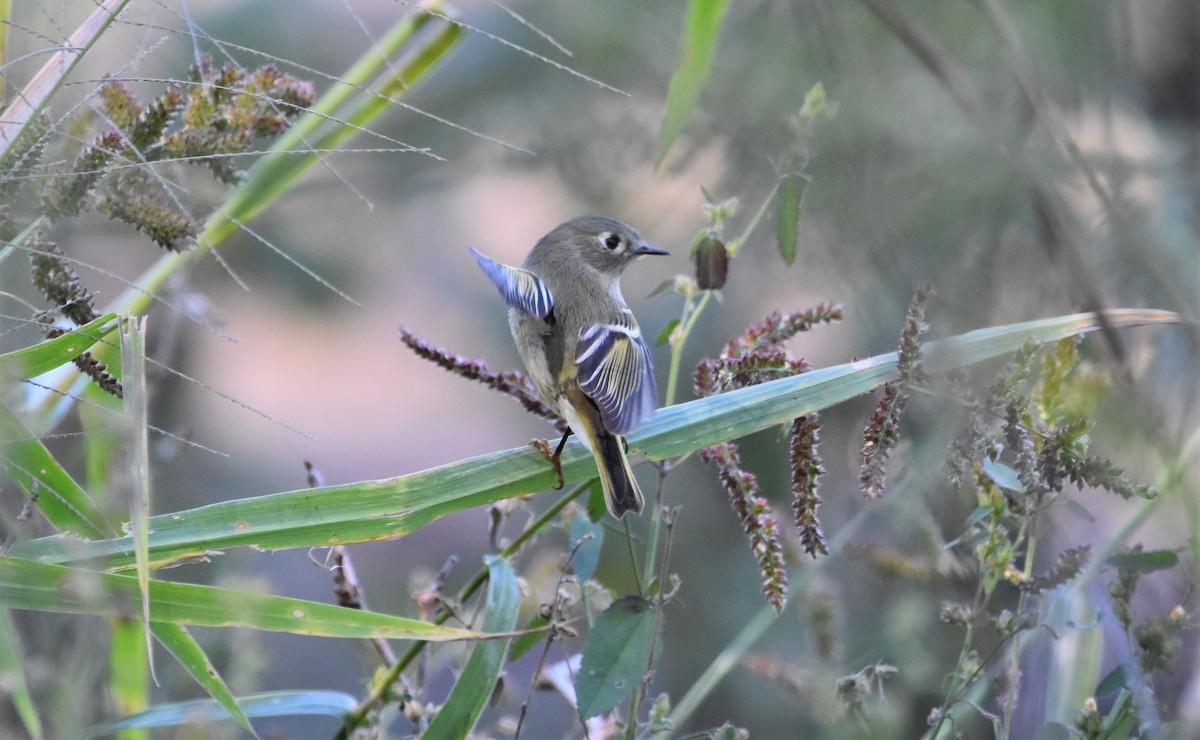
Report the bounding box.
[529,429,571,490]
[552,429,572,458]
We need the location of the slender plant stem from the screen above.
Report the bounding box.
[336,480,590,738]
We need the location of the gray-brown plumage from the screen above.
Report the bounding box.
[470,216,668,517]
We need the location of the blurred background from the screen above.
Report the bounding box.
[1,0,1197,737]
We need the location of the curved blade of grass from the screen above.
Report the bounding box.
[656,0,731,167]
[0,558,484,642]
[25,1,464,423]
[203,0,463,248]
[0,313,120,380]
[0,607,42,739]
[423,556,518,737]
[8,309,1178,569]
[150,623,255,737]
[85,690,356,737]
[0,0,130,151]
[0,400,112,539]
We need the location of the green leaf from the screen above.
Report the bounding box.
[151,623,255,736]
[964,505,993,528]
[576,596,662,719]
[8,309,1179,570]
[655,318,681,346]
[1095,664,1126,695]
[656,0,731,167]
[109,617,148,733]
[646,277,678,300]
[85,690,356,737]
[0,399,112,540]
[119,317,154,680]
[508,614,550,662]
[0,313,120,380]
[569,514,605,583]
[776,174,805,266]
[1100,688,1136,739]
[424,556,519,737]
[0,607,42,739]
[0,1,129,157]
[587,478,608,522]
[0,558,484,641]
[1106,549,1179,573]
[23,2,465,425]
[1064,498,1095,523]
[981,458,1025,493]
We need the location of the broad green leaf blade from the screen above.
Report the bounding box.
[0,558,483,641]
[150,623,254,737]
[424,556,519,737]
[569,514,605,583]
[1106,549,1179,573]
[1096,665,1127,696]
[0,607,43,739]
[108,617,148,735]
[776,174,805,266]
[576,596,662,719]
[656,0,731,166]
[86,690,356,737]
[0,313,120,379]
[0,399,112,539]
[9,309,1179,569]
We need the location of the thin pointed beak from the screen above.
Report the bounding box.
[632,241,669,256]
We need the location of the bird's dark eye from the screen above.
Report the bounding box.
[603,233,622,250]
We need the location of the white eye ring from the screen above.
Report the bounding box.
[600,232,622,251]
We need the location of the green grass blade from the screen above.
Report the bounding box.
[0,607,43,739]
[86,690,356,737]
[150,623,255,737]
[203,1,463,247]
[0,399,112,539]
[0,0,130,152]
[0,558,485,642]
[423,556,518,737]
[108,616,148,740]
[118,316,155,686]
[656,0,731,167]
[8,309,1178,569]
[0,313,120,380]
[23,2,464,424]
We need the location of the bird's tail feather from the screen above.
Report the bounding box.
[594,431,644,518]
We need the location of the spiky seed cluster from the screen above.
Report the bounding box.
[9,61,314,395]
[35,59,313,249]
[693,303,843,611]
[859,285,933,498]
[44,327,122,399]
[790,415,827,557]
[720,303,844,358]
[699,443,788,612]
[400,328,567,433]
[30,241,99,326]
[1020,544,1091,593]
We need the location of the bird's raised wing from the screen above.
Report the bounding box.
[575,312,658,435]
[469,247,554,321]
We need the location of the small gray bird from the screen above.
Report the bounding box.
[470,216,668,518]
